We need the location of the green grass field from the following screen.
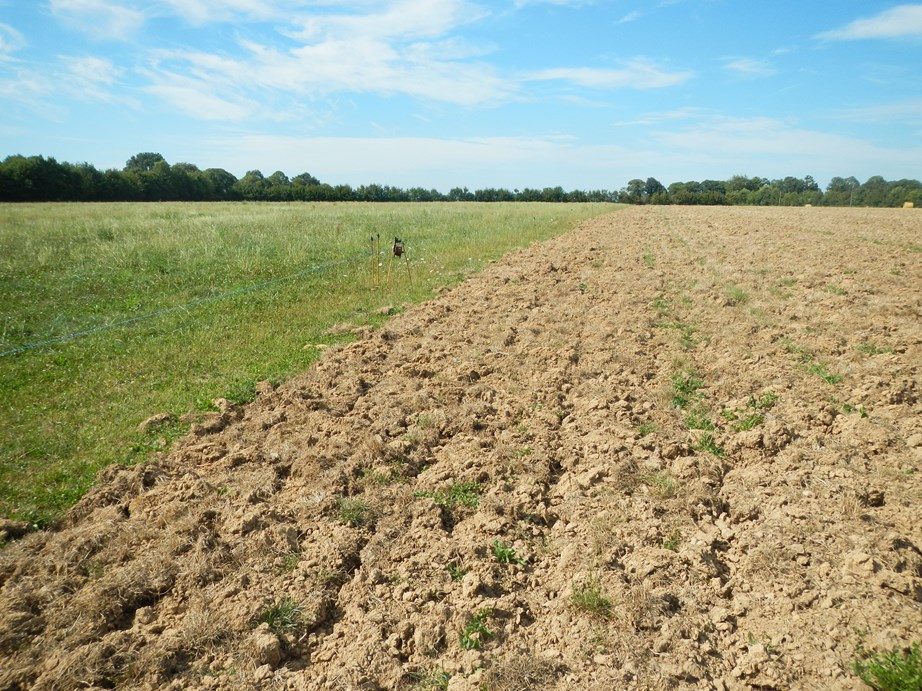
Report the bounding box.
[0,201,619,525]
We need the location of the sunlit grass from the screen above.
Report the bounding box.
[0,201,619,524]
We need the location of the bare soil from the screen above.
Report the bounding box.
[1,206,920,690]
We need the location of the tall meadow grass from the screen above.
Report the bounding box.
[0,201,619,524]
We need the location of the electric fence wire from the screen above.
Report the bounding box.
[0,253,366,359]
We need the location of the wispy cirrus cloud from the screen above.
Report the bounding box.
[723,57,776,78]
[613,106,707,127]
[527,59,693,90]
[617,11,642,24]
[649,116,922,174]
[49,0,146,40]
[0,23,26,61]
[816,4,922,40]
[835,98,922,126]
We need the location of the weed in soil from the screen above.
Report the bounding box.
[257,597,304,635]
[415,481,482,509]
[492,540,526,566]
[460,609,493,650]
[852,641,922,691]
[336,497,374,527]
[571,578,612,619]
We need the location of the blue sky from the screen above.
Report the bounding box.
[1,1,921,192]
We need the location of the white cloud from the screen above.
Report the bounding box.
[613,106,707,127]
[513,0,594,7]
[617,11,642,24]
[144,83,255,120]
[816,4,922,40]
[0,54,136,114]
[0,22,26,61]
[836,98,922,126]
[647,116,922,182]
[527,59,693,89]
[61,55,138,106]
[139,2,513,117]
[49,0,146,39]
[723,57,776,78]
[291,0,487,42]
[161,0,292,24]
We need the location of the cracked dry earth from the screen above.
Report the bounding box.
[1,206,921,691]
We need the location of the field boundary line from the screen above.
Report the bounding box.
[1,254,364,358]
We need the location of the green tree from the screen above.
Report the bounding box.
[124,152,166,172]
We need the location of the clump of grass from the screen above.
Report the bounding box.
[671,371,705,409]
[663,529,681,552]
[808,362,843,385]
[571,577,612,619]
[723,283,749,305]
[856,341,892,356]
[492,540,526,566]
[460,609,493,650]
[640,471,678,498]
[643,247,655,267]
[279,550,301,574]
[408,669,451,690]
[414,481,481,509]
[480,654,563,690]
[748,391,778,410]
[722,407,764,432]
[447,565,469,581]
[257,597,303,635]
[826,284,847,295]
[684,406,715,431]
[692,432,726,457]
[852,641,922,691]
[335,496,374,527]
[637,422,659,438]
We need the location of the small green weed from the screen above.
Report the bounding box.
[447,565,469,581]
[724,283,749,305]
[684,406,715,431]
[460,609,493,650]
[723,410,764,431]
[663,529,681,551]
[671,371,705,409]
[571,578,612,618]
[408,668,451,690]
[414,481,482,509]
[640,471,678,498]
[693,432,726,457]
[336,496,374,527]
[852,641,922,691]
[279,550,301,574]
[857,341,892,356]
[842,403,869,418]
[492,540,526,566]
[643,247,655,267]
[257,597,304,635]
[808,362,842,385]
[749,391,778,410]
[637,422,659,438]
[826,284,847,295]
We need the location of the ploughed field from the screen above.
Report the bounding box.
[1,205,920,690]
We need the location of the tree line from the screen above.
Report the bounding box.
[1,152,919,207]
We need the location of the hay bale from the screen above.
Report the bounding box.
[904,201,914,208]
